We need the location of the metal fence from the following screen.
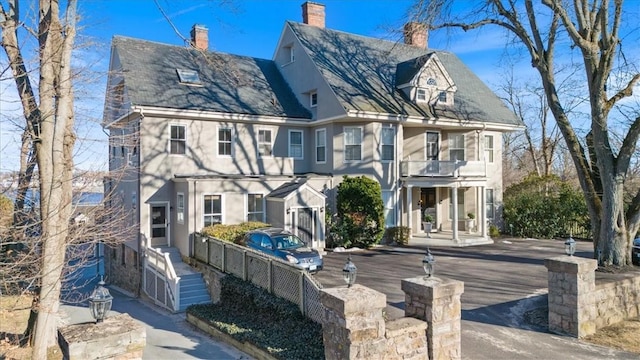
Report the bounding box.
[192,234,324,323]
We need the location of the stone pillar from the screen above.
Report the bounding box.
[544,256,598,338]
[58,313,146,360]
[320,284,387,360]
[402,276,464,360]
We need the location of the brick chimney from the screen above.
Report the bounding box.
[302,2,325,28]
[190,24,208,50]
[404,22,428,49]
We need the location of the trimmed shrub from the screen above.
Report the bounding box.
[383,226,411,245]
[489,224,500,237]
[200,221,269,243]
[331,175,385,248]
[187,275,324,359]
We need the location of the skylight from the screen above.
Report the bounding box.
[176,69,201,85]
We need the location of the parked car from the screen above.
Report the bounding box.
[242,228,323,272]
[633,238,640,266]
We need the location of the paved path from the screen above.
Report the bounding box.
[60,287,250,360]
[314,238,640,360]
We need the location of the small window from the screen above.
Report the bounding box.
[176,69,201,85]
[218,128,233,156]
[449,134,465,161]
[380,127,394,161]
[486,189,495,220]
[284,44,295,63]
[247,194,264,222]
[344,127,362,162]
[316,128,326,163]
[258,129,273,157]
[310,91,318,107]
[427,78,437,86]
[416,88,427,102]
[177,193,185,224]
[289,130,303,159]
[169,125,186,155]
[485,135,494,163]
[203,194,222,227]
[438,91,447,103]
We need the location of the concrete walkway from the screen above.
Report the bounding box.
[60,287,250,360]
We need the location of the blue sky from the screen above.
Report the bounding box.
[1,1,636,173]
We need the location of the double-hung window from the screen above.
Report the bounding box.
[176,193,185,224]
[170,125,186,155]
[218,128,233,156]
[380,127,394,161]
[247,194,264,222]
[258,129,273,157]
[344,127,362,162]
[381,191,395,228]
[485,135,494,163]
[449,134,465,161]
[289,130,303,159]
[486,189,495,220]
[316,129,326,163]
[203,194,222,227]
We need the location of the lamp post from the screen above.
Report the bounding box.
[342,254,357,288]
[565,236,576,256]
[88,277,113,323]
[422,248,435,278]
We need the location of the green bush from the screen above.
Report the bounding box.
[331,175,385,248]
[200,221,269,243]
[383,226,411,245]
[503,174,589,239]
[187,276,324,359]
[489,224,500,237]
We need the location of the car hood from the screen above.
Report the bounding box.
[283,247,318,257]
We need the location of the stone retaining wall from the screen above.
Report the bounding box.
[593,273,640,329]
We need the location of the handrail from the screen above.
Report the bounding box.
[146,247,180,311]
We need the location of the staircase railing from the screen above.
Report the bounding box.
[145,247,181,312]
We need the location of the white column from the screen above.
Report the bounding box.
[480,186,487,238]
[452,186,459,241]
[407,185,413,238]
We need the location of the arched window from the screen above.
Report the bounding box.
[426,78,437,86]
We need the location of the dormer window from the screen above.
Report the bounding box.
[438,91,447,103]
[416,88,427,102]
[282,44,295,65]
[310,91,318,107]
[176,69,201,85]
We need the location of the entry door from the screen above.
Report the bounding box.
[420,188,437,226]
[150,204,168,246]
[297,208,313,246]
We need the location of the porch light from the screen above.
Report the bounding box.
[88,277,113,323]
[565,236,576,256]
[422,248,435,278]
[342,255,357,288]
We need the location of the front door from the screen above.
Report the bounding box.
[150,204,168,246]
[420,188,437,228]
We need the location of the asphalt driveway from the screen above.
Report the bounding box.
[313,238,639,360]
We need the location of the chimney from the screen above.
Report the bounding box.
[190,24,208,50]
[302,2,325,28]
[404,22,428,49]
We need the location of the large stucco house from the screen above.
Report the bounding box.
[102,2,522,306]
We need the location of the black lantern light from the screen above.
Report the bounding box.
[422,248,435,278]
[342,254,357,288]
[88,277,113,323]
[565,236,576,256]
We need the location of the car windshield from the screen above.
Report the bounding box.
[273,234,305,250]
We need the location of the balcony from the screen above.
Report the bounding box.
[400,160,487,177]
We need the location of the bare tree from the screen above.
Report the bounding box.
[410,0,640,266]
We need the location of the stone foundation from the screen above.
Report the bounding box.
[58,313,146,360]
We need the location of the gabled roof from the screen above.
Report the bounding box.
[111,36,310,119]
[396,53,456,91]
[287,21,522,126]
[267,178,326,200]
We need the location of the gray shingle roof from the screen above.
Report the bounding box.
[112,36,311,119]
[267,178,308,199]
[288,22,522,126]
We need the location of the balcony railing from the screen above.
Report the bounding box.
[400,160,487,177]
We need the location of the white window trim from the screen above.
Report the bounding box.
[203,193,224,227]
[380,126,395,163]
[257,128,274,158]
[437,91,447,103]
[315,128,327,164]
[486,188,495,220]
[381,190,395,228]
[246,193,266,223]
[425,131,441,161]
[310,91,318,107]
[168,124,187,156]
[485,135,494,163]
[416,88,427,102]
[217,126,234,158]
[344,126,363,163]
[288,129,304,160]
[449,133,465,161]
[177,192,185,224]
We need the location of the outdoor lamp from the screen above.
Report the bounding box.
[89,277,113,323]
[565,236,576,256]
[342,255,357,288]
[422,248,435,278]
